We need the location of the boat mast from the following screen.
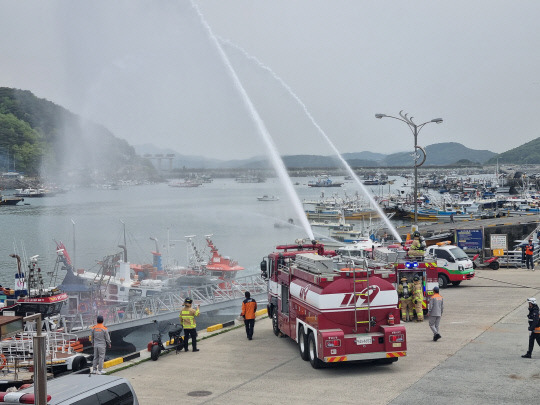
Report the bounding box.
[71,218,76,271]
[120,219,127,261]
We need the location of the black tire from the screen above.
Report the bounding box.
[71,355,87,371]
[176,336,184,354]
[452,281,462,286]
[308,333,324,369]
[150,344,161,361]
[272,308,280,337]
[489,261,500,270]
[438,273,449,288]
[298,326,309,361]
[375,357,398,365]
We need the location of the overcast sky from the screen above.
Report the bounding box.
[1,0,539,160]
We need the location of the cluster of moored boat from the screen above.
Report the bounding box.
[0,234,249,385]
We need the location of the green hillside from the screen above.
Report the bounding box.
[486,138,540,164]
[383,142,496,166]
[0,87,156,181]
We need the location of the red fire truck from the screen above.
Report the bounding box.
[260,241,407,369]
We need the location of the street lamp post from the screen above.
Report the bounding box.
[375,111,443,225]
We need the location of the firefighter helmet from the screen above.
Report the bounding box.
[413,275,420,282]
[527,297,537,305]
[184,298,193,305]
[413,231,420,238]
[400,277,408,282]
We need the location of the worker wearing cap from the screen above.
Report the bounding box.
[524,239,534,270]
[428,286,444,341]
[91,315,111,374]
[180,298,200,352]
[412,275,424,321]
[241,291,257,340]
[397,277,413,322]
[408,232,425,258]
[522,297,540,358]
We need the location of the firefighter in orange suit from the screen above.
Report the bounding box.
[397,277,413,322]
[412,275,424,321]
[241,291,257,340]
[180,298,200,352]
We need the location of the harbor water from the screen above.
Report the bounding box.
[0,177,404,286]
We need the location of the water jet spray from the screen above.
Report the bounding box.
[191,1,314,240]
[218,38,402,243]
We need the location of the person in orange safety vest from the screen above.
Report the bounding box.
[91,315,111,374]
[241,291,257,340]
[524,239,534,270]
[428,286,444,341]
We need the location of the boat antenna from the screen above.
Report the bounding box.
[118,245,127,262]
[119,219,127,247]
[150,237,159,254]
[71,218,76,271]
[9,254,22,276]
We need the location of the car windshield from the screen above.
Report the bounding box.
[449,247,469,260]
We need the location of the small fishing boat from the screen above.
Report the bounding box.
[308,175,343,188]
[257,195,279,201]
[0,193,24,205]
[168,180,202,188]
[14,188,48,197]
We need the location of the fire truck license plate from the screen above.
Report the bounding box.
[356,336,372,345]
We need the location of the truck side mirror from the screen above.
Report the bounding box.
[260,260,268,279]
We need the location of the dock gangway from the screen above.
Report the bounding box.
[63,273,268,338]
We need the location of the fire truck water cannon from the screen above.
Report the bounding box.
[262,242,407,369]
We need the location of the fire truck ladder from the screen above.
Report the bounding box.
[353,258,372,333]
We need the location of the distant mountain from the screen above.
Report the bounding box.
[135,142,498,169]
[0,87,156,182]
[341,151,386,161]
[486,137,540,164]
[382,142,496,166]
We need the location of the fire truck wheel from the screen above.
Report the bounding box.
[298,326,309,361]
[437,273,448,288]
[272,310,280,337]
[308,333,324,369]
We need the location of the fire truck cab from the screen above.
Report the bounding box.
[261,241,407,369]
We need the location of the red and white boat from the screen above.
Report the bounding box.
[204,236,244,281]
[163,235,244,288]
[0,254,68,317]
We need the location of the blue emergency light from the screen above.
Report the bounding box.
[405,262,419,268]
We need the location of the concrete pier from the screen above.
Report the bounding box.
[105,267,540,404]
[395,212,539,236]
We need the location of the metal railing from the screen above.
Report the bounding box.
[63,274,267,334]
[499,249,540,268]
